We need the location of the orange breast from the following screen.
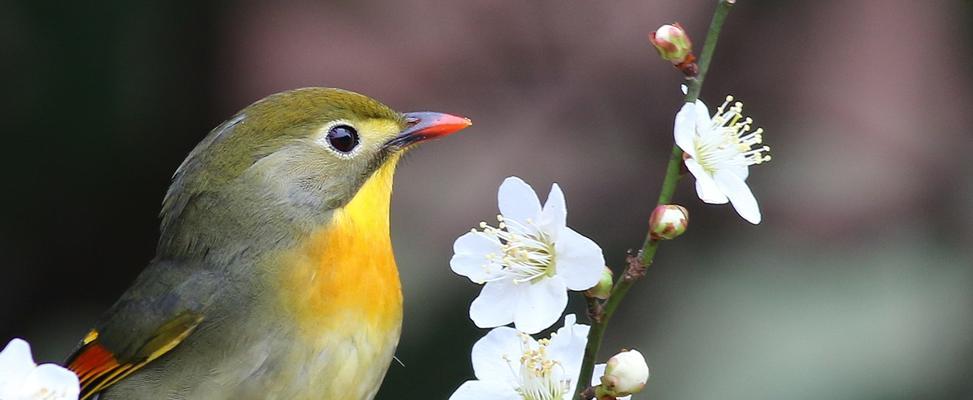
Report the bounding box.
[277,161,403,341]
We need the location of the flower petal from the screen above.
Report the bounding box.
[673,102,698,158]
[696,178,728,205]
[470,326,526,384]
[451,231,503,283]
[470,281,518,329]
[538,183,567,240]
[17,364,80,400]
[550,315,590,354]
[714,170,761,224]
[548,314,590,389]
[554,228,605,291]
[685,158,728,204]
[449,380,520,400]
[693,99,713,137]
[0,339,36,398]
[497,177,542,224]
[728,154,750,180]
[592,363,607,386]
[513,278,568,334]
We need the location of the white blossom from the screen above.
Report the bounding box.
[449,315,595,400]
[675,96,770,224]
[451,177,605,334]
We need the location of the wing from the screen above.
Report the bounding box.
[65,260,221,400]
[67,312,203,399]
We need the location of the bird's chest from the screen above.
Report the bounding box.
[263,206,403,399]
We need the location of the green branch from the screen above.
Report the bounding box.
[574,1,735,398]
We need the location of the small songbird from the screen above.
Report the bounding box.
[64,88,471,400]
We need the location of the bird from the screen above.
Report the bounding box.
[63,87,471,400]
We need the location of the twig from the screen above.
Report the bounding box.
[574,1,736,398]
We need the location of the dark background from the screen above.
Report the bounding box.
[2,0,972,399]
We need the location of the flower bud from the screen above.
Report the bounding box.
[649,204,688,240]
[585,267,614,300]
[599,349,649,397]
[649,23,693,65]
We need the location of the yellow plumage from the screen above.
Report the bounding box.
[276,158,403,398]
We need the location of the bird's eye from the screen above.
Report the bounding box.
[326,124,360,154]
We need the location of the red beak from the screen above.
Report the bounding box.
[387,112,472,148]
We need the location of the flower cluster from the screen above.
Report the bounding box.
[450,178,649,399]
[448,18,772,396]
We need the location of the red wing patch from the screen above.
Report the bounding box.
[68,341,118,382]
[66,333,138,400]
[66,314,203,400]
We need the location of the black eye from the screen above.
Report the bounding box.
[326,124,359,153]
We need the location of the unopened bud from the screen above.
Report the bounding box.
[585,267,614,300]
[599,349,649,397]
[649,23,693,65]
[649,204,688,240]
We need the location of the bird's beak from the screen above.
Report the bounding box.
[386,112,472,148]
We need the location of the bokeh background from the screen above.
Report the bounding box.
[2,0,972,398]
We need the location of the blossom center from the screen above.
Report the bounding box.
[692,95,771,174]
[477,215,557,284]
[505,335,570,400]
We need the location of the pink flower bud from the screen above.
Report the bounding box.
[649,204,689,240]
[649,23,694,65]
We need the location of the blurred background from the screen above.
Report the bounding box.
[2,0,972,398]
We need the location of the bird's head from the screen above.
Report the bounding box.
[157,87,470,259]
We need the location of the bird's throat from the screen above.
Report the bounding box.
[277,158,404,341]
